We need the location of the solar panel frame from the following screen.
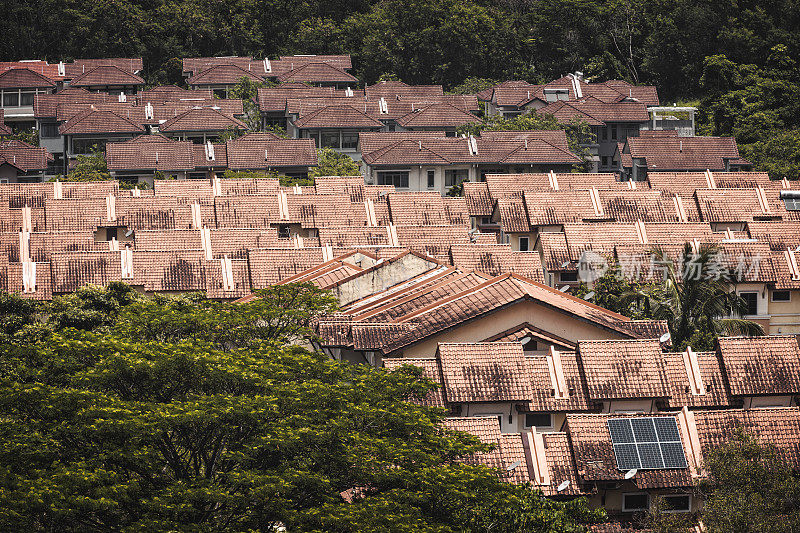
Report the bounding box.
[607,417,688,471]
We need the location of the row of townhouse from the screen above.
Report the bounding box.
[249,244,800,526]
[476,74,708,173]
[463,170,800,335]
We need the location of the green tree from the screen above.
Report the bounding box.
[47,282,140,332]
[0,286,605,532]
[625,244,763,350]
[574,268,655,320]
[698,430,800,533]
[0,128,39,146]
[63,146,111,182]
[309,148,360,178]
[229,76,267,131]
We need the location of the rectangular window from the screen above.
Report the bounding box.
[560,271,578,283]
[783,198,800,211]
[519,236,529,251]
[772,290,791,302]
[377,171,409,188]
[481,217,493,225]
[72,138,106,154]
[601,126,608,141]
[341,131,358,150]
[213,88,227,99]
[739,291,759,315]
[662,495,691,513]
[601,156,609,167]
[427,170,435,189]
[623,493,649,512]
[321,131,340,149]
[524,413,552,428]
[20,92,34,106]
[3,91,19,107]
[105,227,118,241]
[278,225,290,239]
[40,122,59,138]
[611,125,617,140]
[445,169,468,187]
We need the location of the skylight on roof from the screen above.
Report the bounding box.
[608,417,687,470]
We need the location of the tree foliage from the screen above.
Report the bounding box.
[0,283,605,532]
[63,147,111,182]
[309,148,361,178]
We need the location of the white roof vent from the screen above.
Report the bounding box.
[144,102,154,120]
[345,87,354,97]
[263,58,271,73]
[205,141,215,162]
[378,97,388,114]
[57,61,65,77]
[467,136,478,156]
[118,92,126,103]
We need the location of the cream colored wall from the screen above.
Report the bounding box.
[600,399,656,413]
[334,254,439,305]
[587,488,700,514]
[400,299,628,357]
[767,289,800,335]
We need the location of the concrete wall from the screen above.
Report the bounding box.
[400,298,629,357]
[333,254,441,306]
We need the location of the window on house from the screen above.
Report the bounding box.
[611,125,617,140]
[377,171,409,188]
[278,225,290,239]
[739,292,759,315]
[213,88,227,99]
[321,131,340,149]
[519,236,529,251]
[662,495,691,513]
[341,132,358,150]
[481,216,493,225]
[601,127,608,141]
[20,92,35,106]
[40,122,59,138]
[783,198,800,211]
[622,493,649,512]
[427,170,435,189]
[188,172,207,180]
[3,91,19,107]
[521,338,538,352]
[72,138,105,154]
[524,413,552,429]
[601,156,609,167]
[445,169,468,187]
[772,290,791,302]
[105,227,118,241]
[560,271,578,283]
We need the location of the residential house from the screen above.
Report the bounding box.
[0,140,53,182]
[618,131,751,181]
[0,67,57,129]
[66,65,145,94]
[359,131,581,194]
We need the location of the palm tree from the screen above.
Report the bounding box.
[623,243,764,351]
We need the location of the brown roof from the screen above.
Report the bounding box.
[717,336,800,396]
[58,108,145,135]
[365,80,444,98]
[106,136,195,172]
[538,97,650,125]
[577,339,670,400]
[186,64,264,85]
[64,58,142,78]
[395,103,481,128]
[0,140,53,172]
[158,107,247,133]
[276,62,357,84]
[528,351,593,412]
[257,84,339,112]
[0,67,56,89]
[450,244,544,282]
[661,350,732,409]
[626,133,743,171]
[293,105,385,129]
[69,65,145,87]
[225,136,317,169]
[437,342,533,403]
[0,110,10,135]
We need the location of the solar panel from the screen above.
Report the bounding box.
[607,417,688,471]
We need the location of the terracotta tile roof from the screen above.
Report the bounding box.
[50,250,121,292]
[0,67,56,89]
[395,103,481,128]
[205,257,251,298]
[183,56,258,77]
[496,195,530,232]
[158,107,248,133]
[662,350,732,409]
[213,195,282,228]
[256,84,343,112]
[186,63,264,85]
[318,226,391,247]
[768,250,800,290]
[135,85,214,103]
[69,65,145,87]
[382,357,446,407]
[58,108,145,135]
[528,351,592,412]
[694,188,787,223]
[442,415,503,444]
[480,130,570,151]
[225,136,317,169]
[106,135,195,171]
[394,225,472,261]
[0,140,53,172]
[626,133,743,171]
[475,80,531,101]
[64,58,142,78]
[463,182,493,217]
[746,221,800,251]
[450,244,544,282]
[276,61,357,84]
[117,196,199,230]
[538,97,650,125]
[34,89,114,119]
[6,260,52,300]
[365,81,444,98]
[0,60,61,82]
[293,105,385,129]
[248,248,327,287]
[577,339,670,400]
[44,198,109,231]
[0,110,10,135]
[693,407,800,468]
[717,336,800,396]
[485,172,625,199]
[566,413,692,488]
[26,231,103,262]
[387,192,468,225]
[436,342,532,402]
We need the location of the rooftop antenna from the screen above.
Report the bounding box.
[506,460,521,472]
[624,469,637,480]
[659,331,671,343]
[557,480,571,492]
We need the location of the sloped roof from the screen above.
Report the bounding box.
[0,140,53,172]
[58,109,145,135]
[69,65,145,87]
[577,339,671,400]
[395,103,481,128]
[293,105,385,128]
[626,133,742,171]
[0,67,56,89]
[186,63,264,85]
[717,336,800,396]
[437,342,533,403]
[106,135,195,171]
[158,107,248,133]
[277,62,357,83]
